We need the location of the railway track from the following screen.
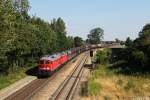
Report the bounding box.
[4,74,55,100]
[4,53,87,100]
[50,53,88,100]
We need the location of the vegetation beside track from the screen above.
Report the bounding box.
[85,49,150,100]
[0,0,85,90]
[0,63,36,90]
[88,64,150,99]
[0,0,84,77]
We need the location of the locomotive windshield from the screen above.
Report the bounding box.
[40,60,44,64]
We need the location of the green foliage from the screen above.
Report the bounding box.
[91,64,150,97]
[125,37,133,48]
[132,50,148,67]
[88,79,101,96]
[122,24,150,68]
[133,24,150,67]
[50,17,74,51]
[74,36,83,47]
[87,27,104,44]
[0,0,75,75]
[95,49,111,64]
[0,62,36,90]
[92,64,109,78]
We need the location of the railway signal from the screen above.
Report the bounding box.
[90,50,93,57]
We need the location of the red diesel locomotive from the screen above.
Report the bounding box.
[38,47,84,76]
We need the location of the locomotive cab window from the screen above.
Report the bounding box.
[40,60,44,64]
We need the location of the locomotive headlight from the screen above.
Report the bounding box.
[46,67,50,70]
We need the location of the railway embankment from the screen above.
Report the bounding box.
[80,49,150,100]
[0,63,37,90]
[0,76,37,100]
[0,51,88,100]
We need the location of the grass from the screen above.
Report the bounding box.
[87,65,104,97]
[0,63,36,90]
[86,64,150,99]
[82,48,150,99]
[88,78,102,96]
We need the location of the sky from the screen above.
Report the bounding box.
[28,0,150,41]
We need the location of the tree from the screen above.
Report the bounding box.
[135,24,150,67]
[0,0,17,73]
[115,38,120,43]
[66,36,74,49]
[50,18,67,51]
[125,37,133,48]
[50,18,66,34]
[132,50,148,67]
[13,0,30,13]
[123,24,150,68]
[74,36,83,47]
[0,0,76,75]
[87,27,104,44]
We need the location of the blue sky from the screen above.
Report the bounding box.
[29,0,150,40]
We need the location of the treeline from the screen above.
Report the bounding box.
[0,0,81,74]
[121,24,150,69]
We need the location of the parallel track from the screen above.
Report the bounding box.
[51,53,88,100]
[5,75,55,100]
[4,53,86,100]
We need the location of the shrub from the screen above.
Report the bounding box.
[88,79,102,96]
[132,50,148,67]
[95,49,111,64]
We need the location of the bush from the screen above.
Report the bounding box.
[88,79,101,96]
[95,49,111,64]
[132,50,148,67]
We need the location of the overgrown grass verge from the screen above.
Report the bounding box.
[87,64,150,99]
[0,63,36,90]
[86,64,105,97]
[82,48,150,99]
[88,78,102,96]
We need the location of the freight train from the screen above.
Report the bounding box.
[38,47,86,77]
[38,44,101,77]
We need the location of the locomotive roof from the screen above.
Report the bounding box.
[40,53,62,61]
